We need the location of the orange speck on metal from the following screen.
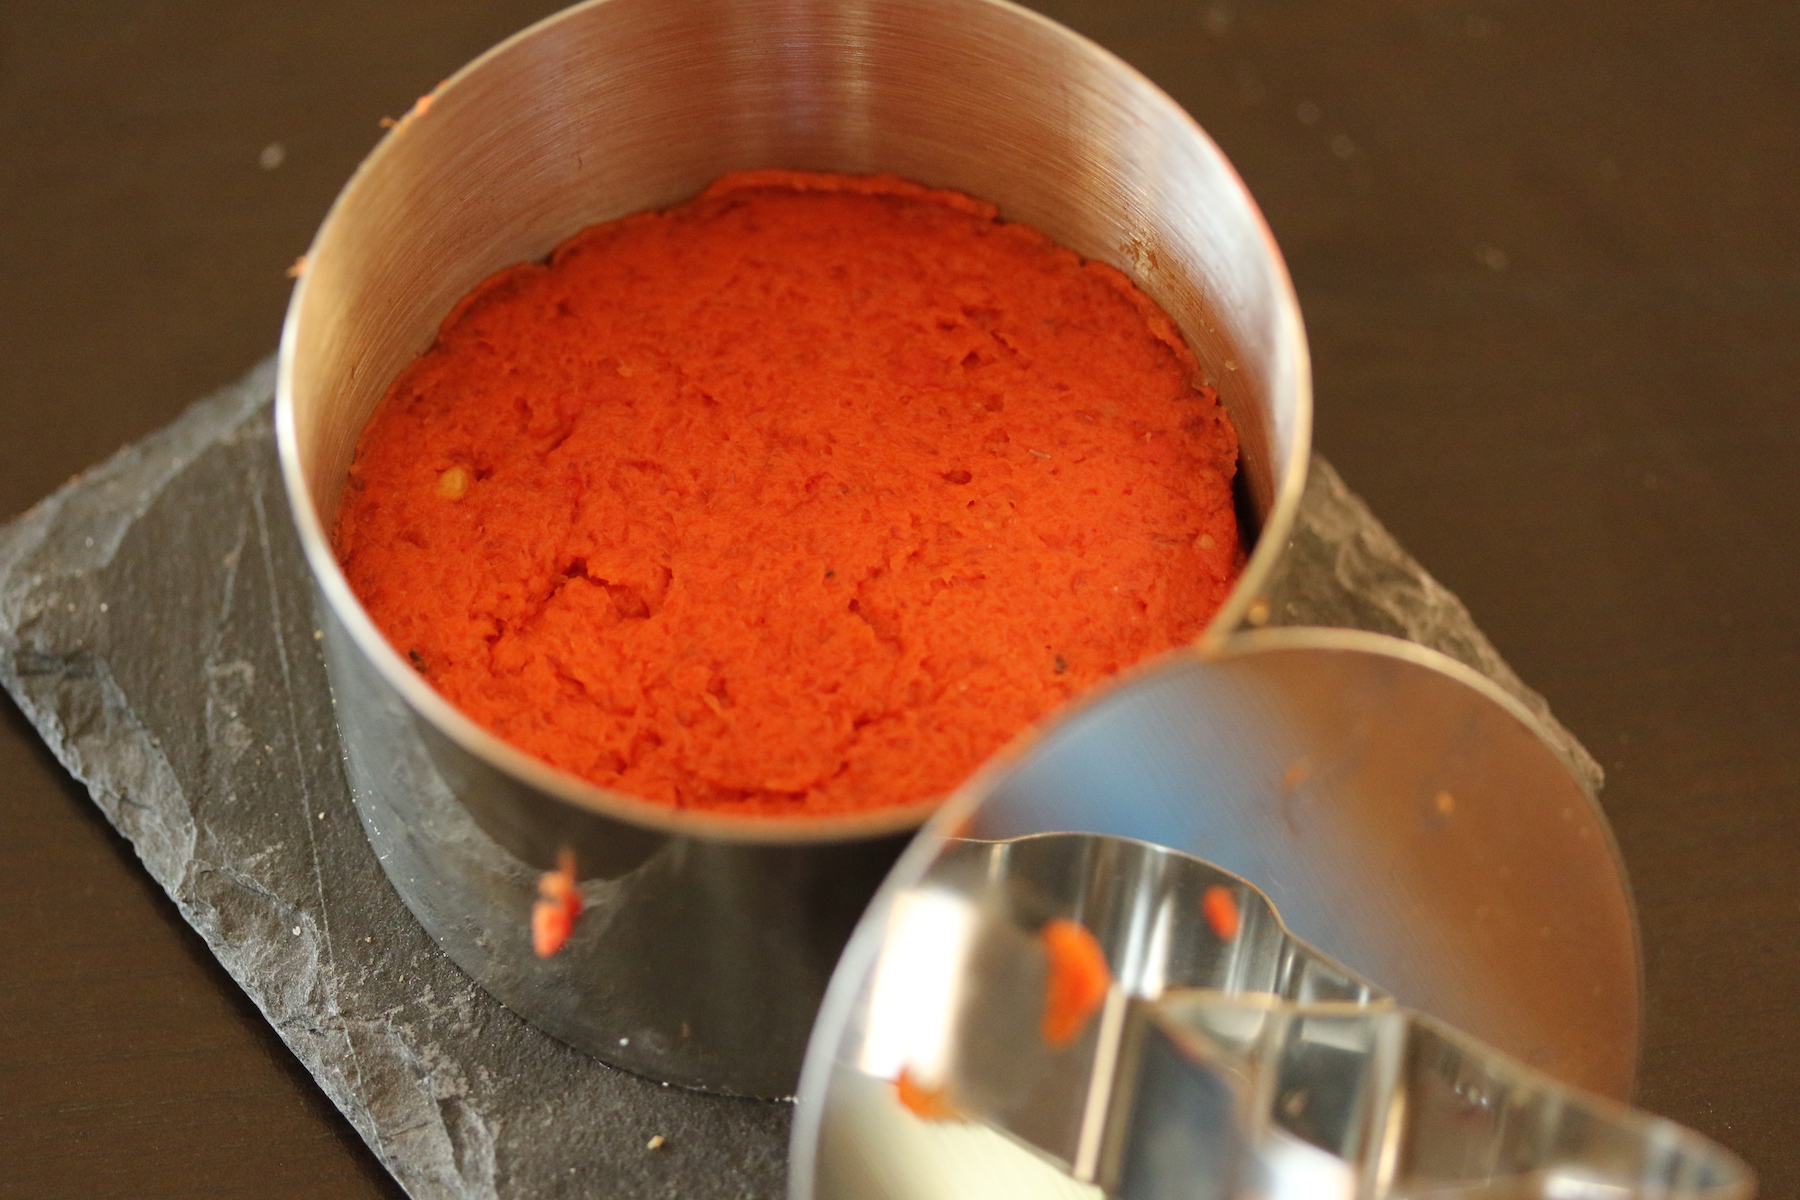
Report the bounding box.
[1039,917,1111,1047]
[893,1067,962,1121]
[532,848,582,957]
[1202,884,1240,941]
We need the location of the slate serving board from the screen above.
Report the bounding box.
[0,359,1598,1200]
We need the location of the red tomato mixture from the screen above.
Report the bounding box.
[334,170,1241,816]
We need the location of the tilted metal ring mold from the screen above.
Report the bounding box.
[792,633,1672,1199]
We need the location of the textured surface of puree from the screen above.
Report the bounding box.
[333,170,1242,816]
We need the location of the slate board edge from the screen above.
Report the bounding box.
[0,360,414,1183]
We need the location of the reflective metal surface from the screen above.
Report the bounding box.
[276,0,1310,1094]
[835,834,1385,1180]
[799,842,1742,1199]
[794,631,1648,1195]
[1125,991,1749,1199]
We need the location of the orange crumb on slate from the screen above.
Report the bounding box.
[1202,884,1241,942]
[1039,917,1112,1047]
[333,169,1242,816]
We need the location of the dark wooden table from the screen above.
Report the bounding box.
[2,1,1794,1196]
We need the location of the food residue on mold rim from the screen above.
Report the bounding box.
[379,86,440,132]
[334,169,1243,817]
[1039,916,1112,1048]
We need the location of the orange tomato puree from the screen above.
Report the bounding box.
[333,170,1241,816]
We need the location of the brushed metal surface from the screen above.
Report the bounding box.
[794,839,1730,1199]
[1119,991,1746,1199]
[794,632,1644,1196]
[276,0,1309,1094]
